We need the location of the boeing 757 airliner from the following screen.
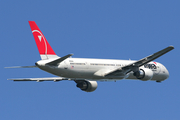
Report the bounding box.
[7,21,174,92]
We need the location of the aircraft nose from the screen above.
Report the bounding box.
[164,68,169,79]
[161,64,169,80]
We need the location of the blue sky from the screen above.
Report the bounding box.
[1,0,180,120]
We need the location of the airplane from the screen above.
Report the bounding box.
[7,21,174,92]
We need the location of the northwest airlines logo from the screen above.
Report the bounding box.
[32,30,44,42]
[38,35,42,42]
[32,30,47,54]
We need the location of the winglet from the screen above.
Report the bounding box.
[29,21,58,60]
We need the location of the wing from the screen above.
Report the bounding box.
[8,77,69,82]
[105,46,174,76]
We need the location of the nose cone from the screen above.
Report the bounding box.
[161,64,169,80]
[164,67,169,79]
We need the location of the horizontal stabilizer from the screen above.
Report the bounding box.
[8,77,68,82]
[5,66,37,68]
[46,54,73,66]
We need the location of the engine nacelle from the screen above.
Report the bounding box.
[133,68,153,81]
[76,80,98,92]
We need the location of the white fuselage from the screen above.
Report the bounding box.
[36,58,169,82]
[7,21,173,92]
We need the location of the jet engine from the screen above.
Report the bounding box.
[76,80,98,92]
[133,68,153,81]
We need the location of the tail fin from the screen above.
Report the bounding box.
[29,21,59,60]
